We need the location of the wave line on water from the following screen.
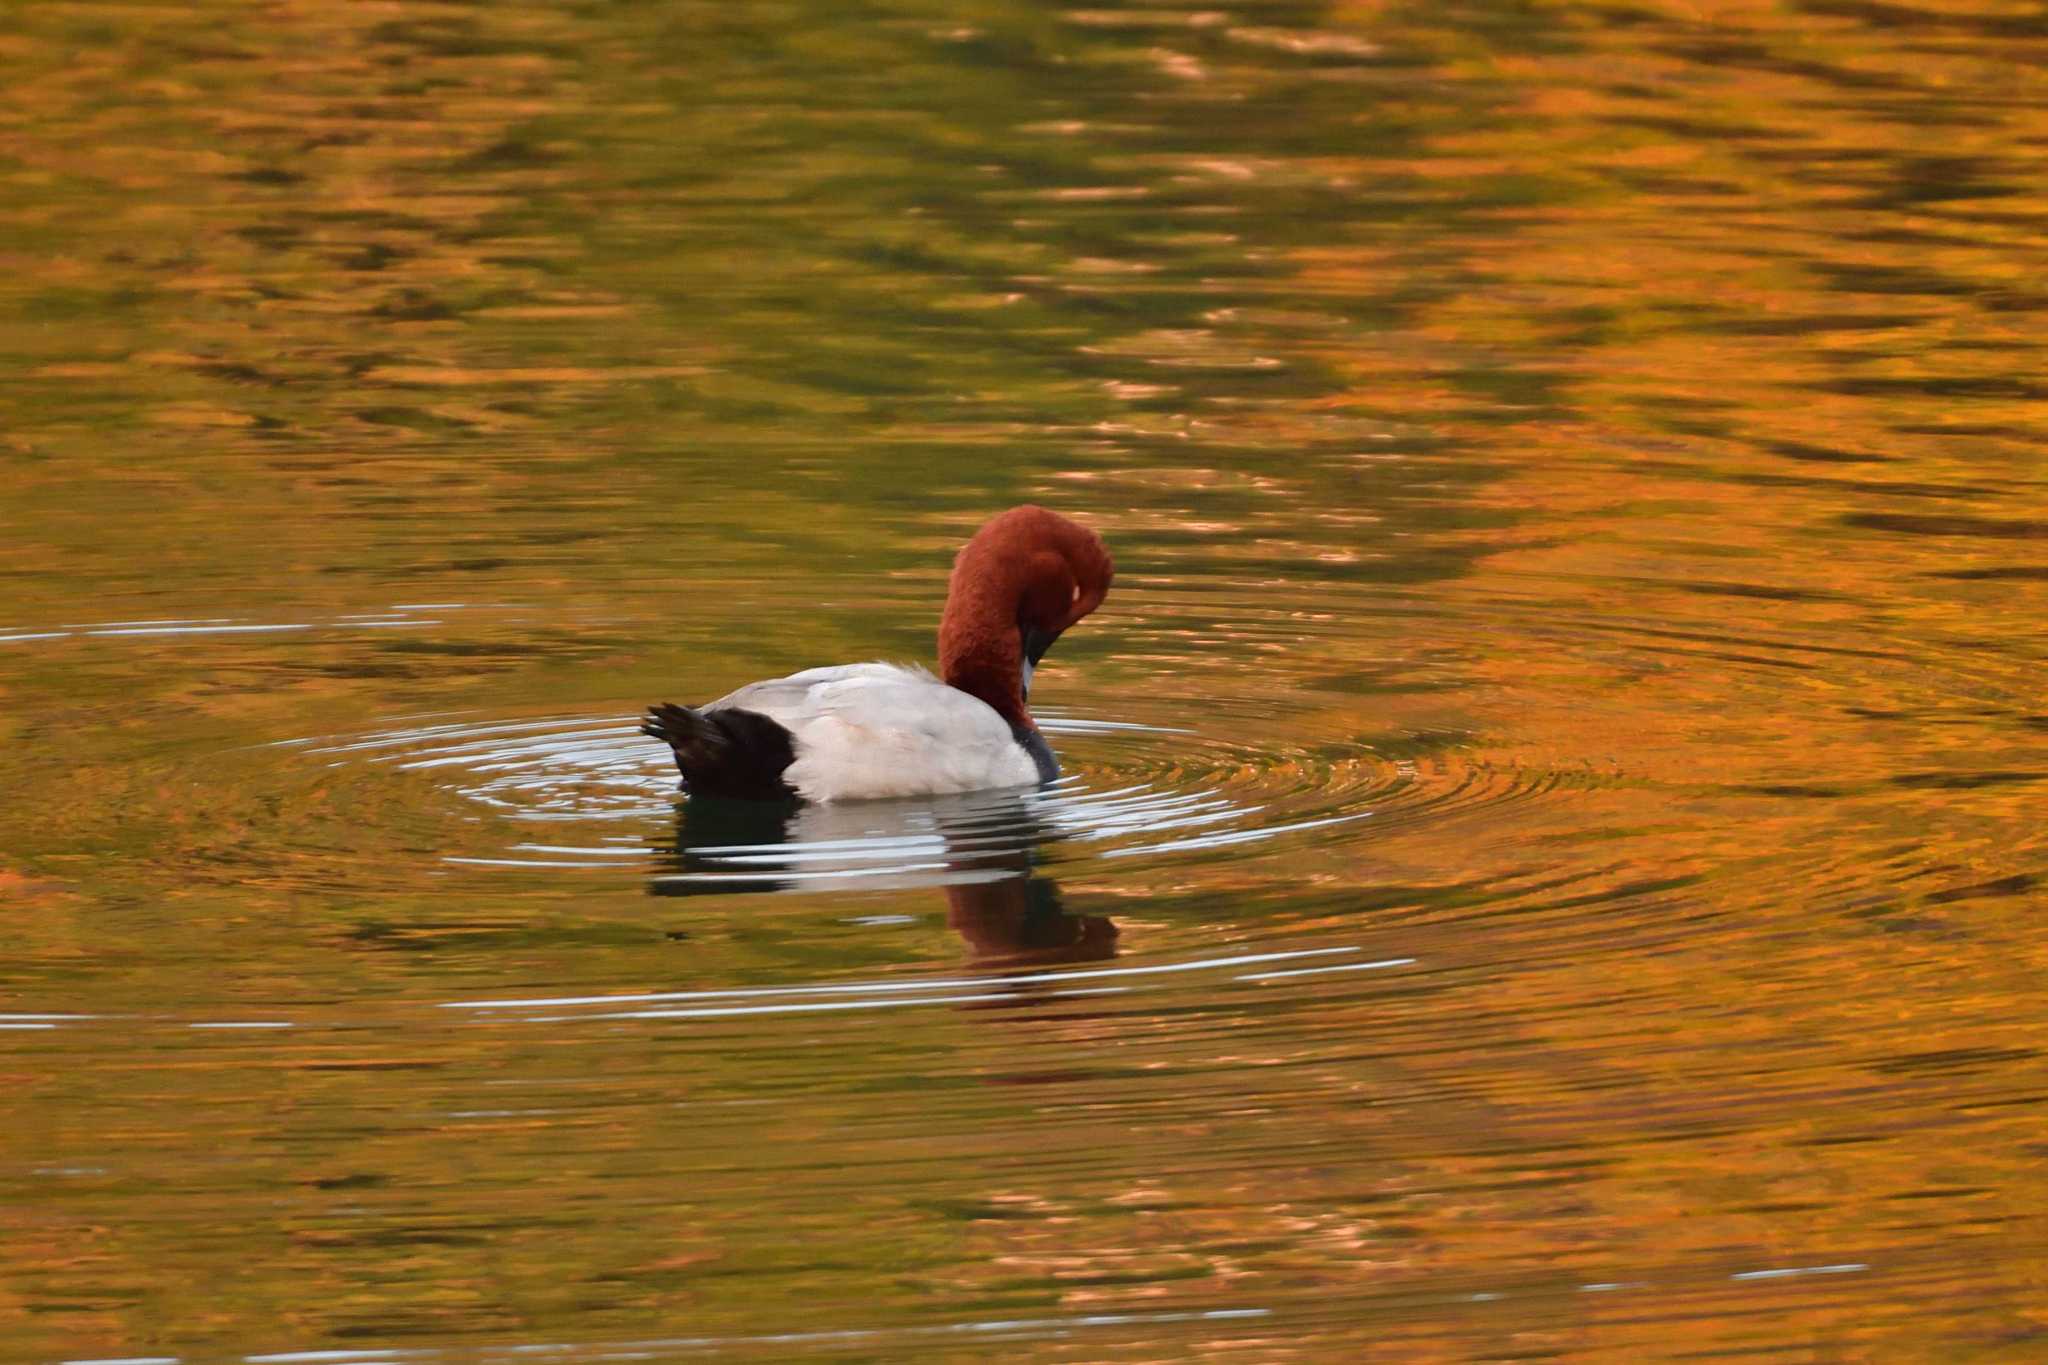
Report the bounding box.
[229,1306,1273,1363]
[85,624,315,637]
[1238,957,1416,981]
[529,984,1132,1023]
[444,945,1374,1012]
[1730,1263,1869,1281]
[8,607,458,647]
[1098,810,1368,856]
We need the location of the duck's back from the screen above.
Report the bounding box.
[705,663,1043,802]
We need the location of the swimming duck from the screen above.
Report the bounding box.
[643,505,1113,802]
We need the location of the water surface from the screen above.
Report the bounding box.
[3,2,2046,1359]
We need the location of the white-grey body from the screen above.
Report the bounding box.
[707,662,1042,802]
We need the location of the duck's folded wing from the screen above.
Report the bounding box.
[706,662,924,724]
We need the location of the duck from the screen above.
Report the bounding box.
[642,505,1113,803]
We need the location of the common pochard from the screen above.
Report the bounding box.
[643,505,1113,802]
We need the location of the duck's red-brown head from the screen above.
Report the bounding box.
[938,505,1113,729]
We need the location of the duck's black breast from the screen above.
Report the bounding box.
[1012,722,1059,785]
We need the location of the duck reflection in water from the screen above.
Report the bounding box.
[648,789,1116,965]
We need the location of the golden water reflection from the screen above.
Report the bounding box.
[1,0,2045,1359]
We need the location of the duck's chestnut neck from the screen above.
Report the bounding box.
[939,572,1034,729]
[936,506,1112,733]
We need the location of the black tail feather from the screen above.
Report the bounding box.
[642,702,798,801]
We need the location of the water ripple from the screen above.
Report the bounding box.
[283,705,1596,891]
